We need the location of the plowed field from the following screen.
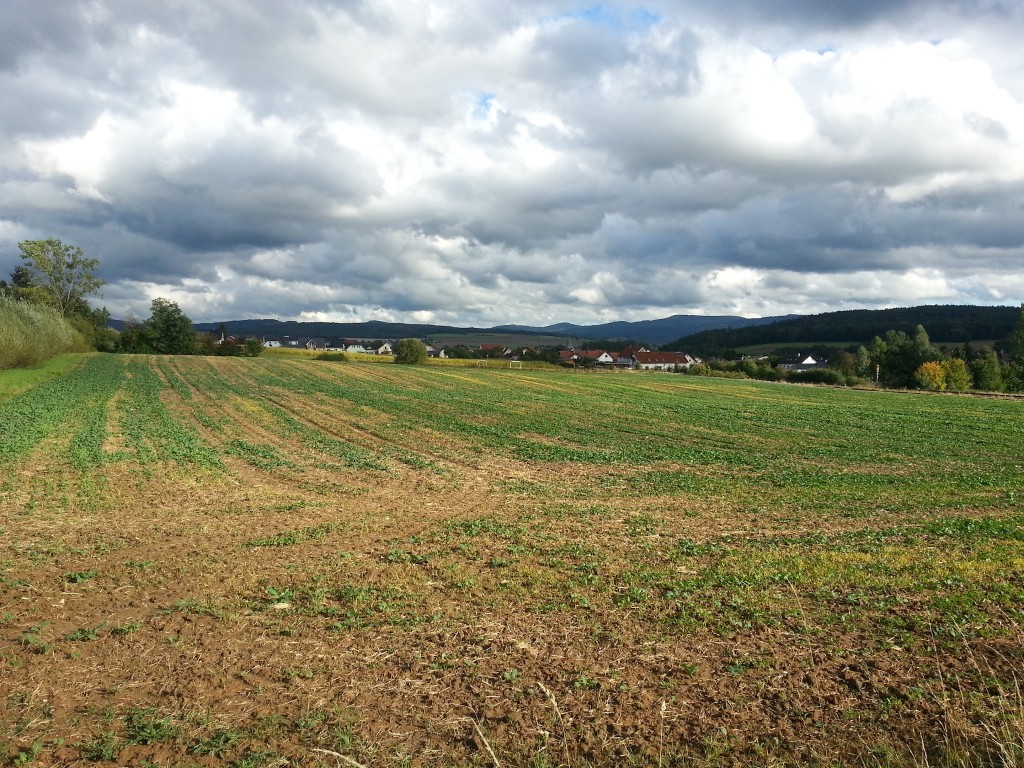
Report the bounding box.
[2,353,1023,767]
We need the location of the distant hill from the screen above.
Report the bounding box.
[190,318,540,342]
[178,314,795,346]
[665,305,1021,357]
[123,306,1018,351]
[497,314,796,346]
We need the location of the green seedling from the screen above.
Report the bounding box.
[265,586,295,602]
[11,741,43,766]
[76,731,120,762]
[123,707,179,745]
[111,621,143,636]
[64,623,106,642]
[189,729,243,758]
[20,622,54,654]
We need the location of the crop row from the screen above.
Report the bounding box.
[210,360,1024,514]
[112,358,222,470]
[0,355,124,466]
[8,355,1019,518]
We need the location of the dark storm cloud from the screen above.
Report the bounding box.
[0,71,104,140]
[103,129,380,252]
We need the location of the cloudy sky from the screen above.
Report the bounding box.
[2,0,1023,326]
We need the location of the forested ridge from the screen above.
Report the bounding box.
[667,305,1021,356]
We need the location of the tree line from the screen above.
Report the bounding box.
[683,320,1024,392]
[2,238,261,365]
[670,305,1022,359]
[1,239,114,352]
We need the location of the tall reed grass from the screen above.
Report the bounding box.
[919,630,1024,768]
[0,296,89,370]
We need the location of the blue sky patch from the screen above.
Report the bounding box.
[555,4,661,30]
[473,92,496,119]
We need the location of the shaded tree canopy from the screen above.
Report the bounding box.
[146,298,196,355]
[668,305,1022,358]
[119,298,196,355]
[867,326,940,389]
[969,348,1003,392]
[1006,304,1024,362]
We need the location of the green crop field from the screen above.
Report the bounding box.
[1,353,1022,767]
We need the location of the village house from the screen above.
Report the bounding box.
[777,353,828,371]
[632,351,701,371]
[505,347,537,361]
[342,340,368,354]
[424,344,447,358]
[262,336,404,355]
[576,349,615,365]
[616,346,649,365]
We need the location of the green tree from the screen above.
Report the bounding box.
[1005,304,1024,362]
[144,298,196,355]
[828,350,857,377]
[1005,363,1024,393]
[523,347,562,364]
[912,324,939,361]
[213,335,263,357]
[394,338,428,364]
[941,357,973,392]
[116,316,152,354]
[969,347,1003,392]
[3,265,39,300]
[1,266,38,301]
[445,344,475,359]
[854,345,873,379]
[17,239,104,317]
[69,305,118,352]
[870,326,940,388]
[242,338,264,357]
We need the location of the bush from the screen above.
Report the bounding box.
[942,358,973,392]
[787,368,847,386]
[394,338,428,365]
[117,299,197,355]
[701,359,781,381]
[970,349,1004,392]
[0,296,89,370]
[915,361,947,391]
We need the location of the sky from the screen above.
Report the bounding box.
[1,0,1023,327]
